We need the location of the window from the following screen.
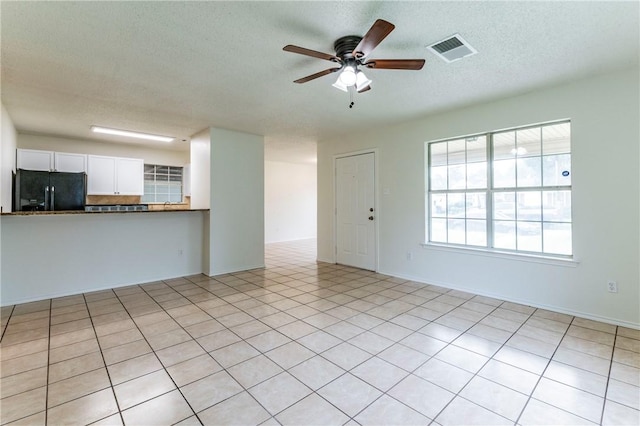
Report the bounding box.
[142,164,183,203]
[427,121,572,256]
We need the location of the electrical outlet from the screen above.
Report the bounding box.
[607,281,618,293]
[406,251,413,260]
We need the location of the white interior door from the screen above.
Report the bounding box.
[336,152,376,270]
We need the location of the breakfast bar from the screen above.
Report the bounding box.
[0,209,208,305]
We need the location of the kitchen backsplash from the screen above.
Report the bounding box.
[86,195,141,205]
[85,195,191,210]
[148,200,190,210]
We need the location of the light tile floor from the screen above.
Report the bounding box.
[1,239,639,425]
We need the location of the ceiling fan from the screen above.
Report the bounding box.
[283,19,425,96]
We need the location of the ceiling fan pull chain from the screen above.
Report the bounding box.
[349,85,355,109]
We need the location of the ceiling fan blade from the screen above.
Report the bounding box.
[358,85,372,93]
[283,45,340,63]
[353,19,395,59]
[363,59,425,70]
[293,67,341,84]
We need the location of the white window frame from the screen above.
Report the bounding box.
[425,120,573,260]
[142,164,183,204]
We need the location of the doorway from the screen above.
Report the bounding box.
[335,152,376,270]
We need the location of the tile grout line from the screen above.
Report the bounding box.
[44,299,52,425]
[142,276,286,423]
[150,277,263,421]
[174,273,346,423]
[109,284,204,425]
[513,315,593,425]
[390,298,523,424]
[171,273,377,423]
[308,290,506,423]
[81,291,127,426]
[599,325,619,425]
[219,260,525,422]
[0,305,15,343]
[174,273,341,424]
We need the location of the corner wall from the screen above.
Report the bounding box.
[190,129,211,210]
[209,128,265,275]
[1,105,17,213]
[318,67,640,327]
[1,105,18,295]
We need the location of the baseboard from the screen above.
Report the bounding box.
[207,263,266,277]
[0,271,202,307]
[378,269,640,330]
[265,237,317,244]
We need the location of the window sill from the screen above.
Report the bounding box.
[420,243,580,268]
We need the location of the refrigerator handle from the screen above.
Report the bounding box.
[51,186,55,211]
[45,186,49,210]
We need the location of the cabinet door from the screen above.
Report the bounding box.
[87,155,116,195]
[54,152,87,173]
[116,158,144,195]
[17,149,53,171]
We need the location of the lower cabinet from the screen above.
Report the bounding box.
[87,155,144,195]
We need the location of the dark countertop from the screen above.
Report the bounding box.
[2,209,209,216]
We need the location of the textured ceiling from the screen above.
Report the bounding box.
[1,1,638,163]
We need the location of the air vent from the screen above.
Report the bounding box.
[427,34,477,63]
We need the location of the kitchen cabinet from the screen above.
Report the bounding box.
[115,158,144,195]
[17,149,86,173]
[87,155,144,195]
[54,152,87,173]
[17,149,53,171]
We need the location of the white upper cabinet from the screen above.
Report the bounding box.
[54,152,87,172]
[87,155,116,194]
[87,155,144,195]
[17,149,53,171]
[17,149,87,172]
[115,157,144,195]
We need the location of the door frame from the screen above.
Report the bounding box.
[333,149,379,271]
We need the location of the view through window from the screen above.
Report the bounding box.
[142,164,183,203]
[427,121,572,256]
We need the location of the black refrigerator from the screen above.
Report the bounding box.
[14,169,87,211]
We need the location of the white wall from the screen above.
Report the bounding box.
[265,160,317,243]
[189,129,211,210]
[1,105,18,212]
[1,211,204,305]
[209,128,264,275]
[318,67,640,328]
[18,133,189,166]
[0,105,18,295]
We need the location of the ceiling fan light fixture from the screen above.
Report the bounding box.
[355,70,372,91]
[338,66,357,86]
[332,76,349,92]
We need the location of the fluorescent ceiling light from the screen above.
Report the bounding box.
[91,126,174,142]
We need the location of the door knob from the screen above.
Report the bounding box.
[369,207,374,212]
[369,216,374,221]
